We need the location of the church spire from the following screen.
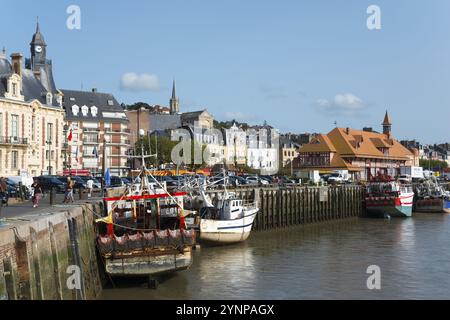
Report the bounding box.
[169,80,179,114]
[36,16,40,33]
[382,110,392,136]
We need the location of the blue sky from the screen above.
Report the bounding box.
[1,0,449,143]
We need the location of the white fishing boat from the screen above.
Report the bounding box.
[184,171,259,245]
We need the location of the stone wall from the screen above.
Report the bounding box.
[0,202,103,300]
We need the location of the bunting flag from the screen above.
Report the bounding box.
[68,129,73,142]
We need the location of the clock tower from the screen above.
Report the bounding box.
[30,20,47,73]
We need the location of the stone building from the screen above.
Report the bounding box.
[0,23,65,176]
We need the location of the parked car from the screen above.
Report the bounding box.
[56,176,86,189]
[228,175,248,187]
[35,176,67,193]
[260,175,274,184]
[245,175,269,186]
[78,176,101,189]
[109,176,125,187]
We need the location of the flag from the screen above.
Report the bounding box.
[92,146,98,158]
[68,129,73,142]
[105,168,111,187]
[75,146,79,163]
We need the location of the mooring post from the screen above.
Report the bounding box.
[49,187,55,205]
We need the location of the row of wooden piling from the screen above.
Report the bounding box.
[206,185,365,231]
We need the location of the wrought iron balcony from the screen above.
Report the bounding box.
[0,136,28,146]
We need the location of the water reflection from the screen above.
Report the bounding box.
[102,214,450,300]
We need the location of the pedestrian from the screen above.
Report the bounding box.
[64,177,75,203]
[86,177,94,198]
[0,177,8,207]
[31,178,43,208]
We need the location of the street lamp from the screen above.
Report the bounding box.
[46,140,52,175]
[63,124,68,174]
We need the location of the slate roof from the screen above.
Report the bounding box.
[61,89,128,123]
[148,114,181,131]
[0,55,61,108]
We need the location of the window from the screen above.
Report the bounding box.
[81,105,89,116]
[0,113,3,137]
[91,106,98,117]
[11,151,18,169]
[11,115,19,138]
[47,123,53,141]
[72,105,80,116]
[46,92,53,105]
[12,83,17,96]
[31,116,35,141]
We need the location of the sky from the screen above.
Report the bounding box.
[1,0,449,143]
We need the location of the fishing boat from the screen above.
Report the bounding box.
[414,177,450,213]
[183,172,259,245]
[95,153,195,279]
[365,174,414,218]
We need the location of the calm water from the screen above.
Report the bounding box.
[101,213,450,300]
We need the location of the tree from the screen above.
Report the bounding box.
[419,159,448,171]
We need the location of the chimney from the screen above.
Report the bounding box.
[92,88,97,93]
[10,53,23,77]
[345,127,350,135]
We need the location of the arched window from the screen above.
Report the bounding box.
[46,92,53,105]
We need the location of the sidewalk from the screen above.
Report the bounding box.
[0,192,102,221]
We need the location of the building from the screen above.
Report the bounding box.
[294,112,415,180]
[0,23,65,176]
[181,110,214,129]
[61,89,130,176]
[279,134,300,167]
[222,123,247,166]
[246,124,279,174]
[125,81,181,146]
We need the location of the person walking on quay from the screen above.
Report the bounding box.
[86,177,94,198]
[31,178,43,208]
[64,177,75,203]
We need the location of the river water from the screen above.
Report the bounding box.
[101,213,450,300]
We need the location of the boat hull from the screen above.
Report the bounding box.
[365,193,414,218]
[415,198,450,213]
[104,247,193,276]
[198,208,258,245]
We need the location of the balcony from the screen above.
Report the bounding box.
[83,137,99,144]
[104,128,131,134]
[0,136,28,146]
[82,127,100,132]
[106,139,131,146]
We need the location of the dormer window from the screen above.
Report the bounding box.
[107,100,114,106]
[72,104,80,116]
[46,92,53,105]
[91,106,98,117]
[81,105,89,116]
[5,74,24,101]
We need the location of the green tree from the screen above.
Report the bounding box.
[419,159,448,171]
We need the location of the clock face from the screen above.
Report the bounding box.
[35,46,42,53]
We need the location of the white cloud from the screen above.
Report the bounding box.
[315,93,367,116]
[223,111,257,122]
[120,72,160,92]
